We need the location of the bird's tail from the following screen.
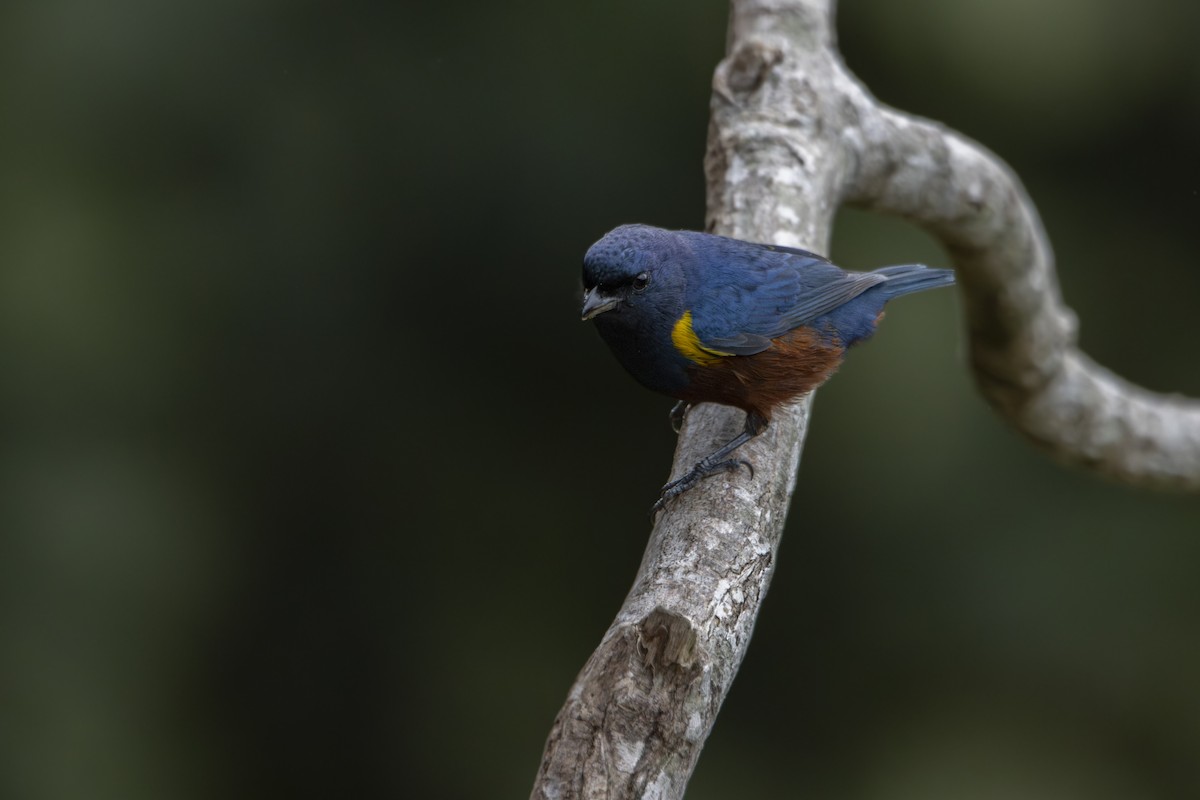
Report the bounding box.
[872,264,956,299]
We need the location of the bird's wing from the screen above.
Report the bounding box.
[694,255,886,355]
[745,242,832,261]
[776,269,887,329]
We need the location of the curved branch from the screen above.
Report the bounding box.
[846,109,1200,489]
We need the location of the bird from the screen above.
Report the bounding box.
[580,223,955,513]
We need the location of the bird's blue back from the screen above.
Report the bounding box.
[673,231,888,352]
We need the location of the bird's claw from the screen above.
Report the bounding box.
[650,457,754,517]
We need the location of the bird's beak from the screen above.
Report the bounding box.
[581,287,619,320]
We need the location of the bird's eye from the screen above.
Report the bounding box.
[632,272,650,292]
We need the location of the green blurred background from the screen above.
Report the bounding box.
[2,0,1198,798]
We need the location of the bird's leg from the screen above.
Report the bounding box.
[668,401,690,434]
[652,411,767,515]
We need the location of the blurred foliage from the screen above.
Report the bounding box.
[1,0,1198,798]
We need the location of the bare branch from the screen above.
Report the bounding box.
[534,0,1200,796]
[530,400,811,800]
[846,109,1200,489]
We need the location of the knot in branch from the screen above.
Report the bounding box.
[637,607,701,674]
[715,40,784,104]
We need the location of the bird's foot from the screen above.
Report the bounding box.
[668,401,690,434]
[650,457,753,517]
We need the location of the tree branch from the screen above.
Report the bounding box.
[534,0,1200,796]
[846,108,1200,489]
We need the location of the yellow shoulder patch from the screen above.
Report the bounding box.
[671,310,733,366]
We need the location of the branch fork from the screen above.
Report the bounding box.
[533,1,1200,797]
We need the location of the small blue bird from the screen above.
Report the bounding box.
[581,224,955,512]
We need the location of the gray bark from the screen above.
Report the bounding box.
[532,0,1200,797]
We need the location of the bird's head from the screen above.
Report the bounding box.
[580,224,686,323]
